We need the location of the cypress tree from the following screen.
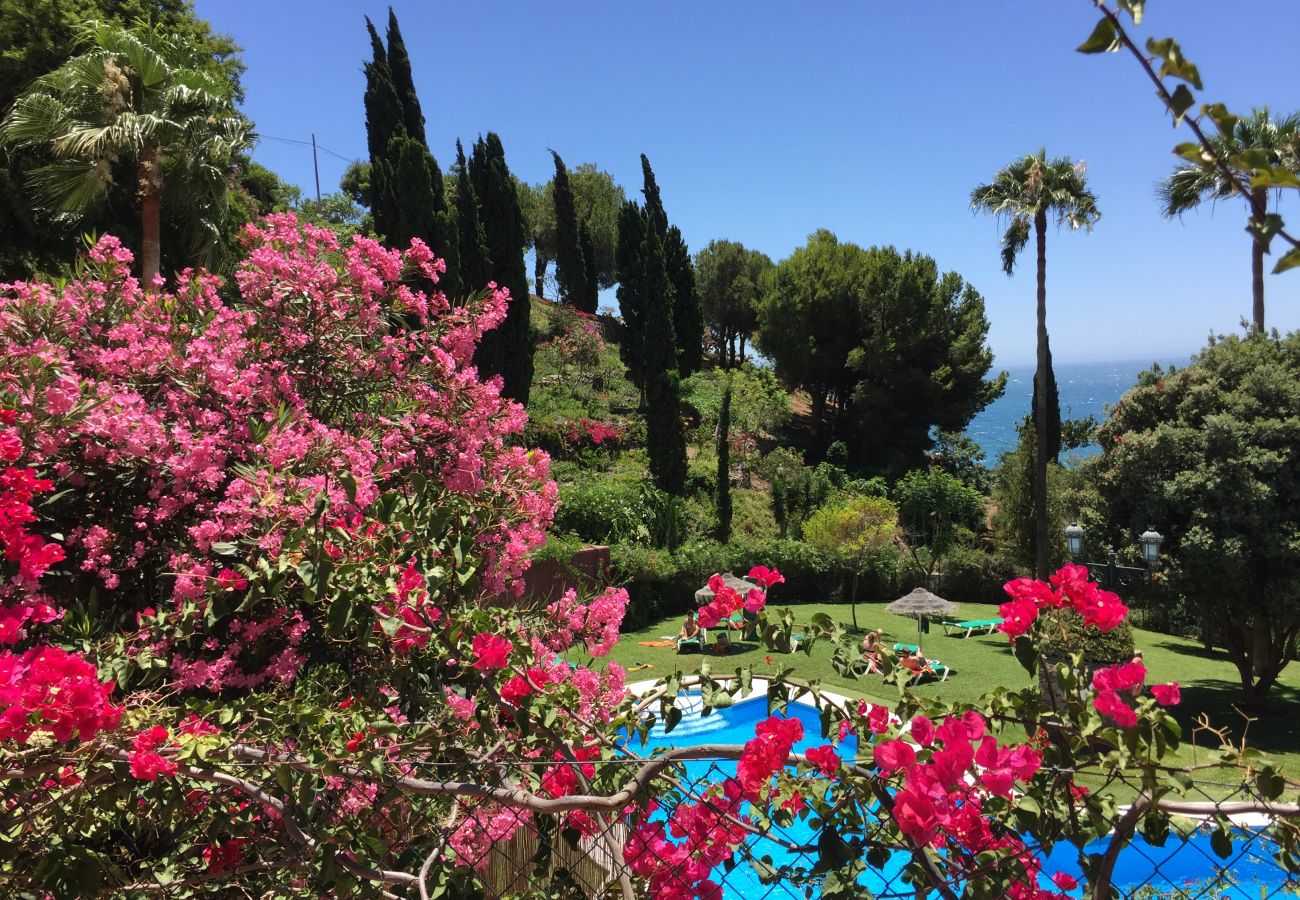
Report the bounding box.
[640,153,668,237]
[360,12,458,294]
[665,225,702,375]
[641,225,687,495]
[578,220,599,314]
[453,139,490,291]
[716,376,733,541]
[615,200,647,390]
[639,154,702,374]
[471,133,534,404]
[551,151,588,310]
[1031,337,1062,462]
[384,8,425,145]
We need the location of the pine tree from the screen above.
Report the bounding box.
[640,225,686,495]
[578,220,599,314]
[665,225,702,375]
[471,133,534,404]
[453,139,490,291]
[615,200,647,390]
[551,151,588,310]
[716,376,733,541]
[384,8,425,145]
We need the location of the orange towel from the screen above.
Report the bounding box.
[638,640,677,648]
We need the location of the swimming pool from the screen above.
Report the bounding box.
[628,691,1293,900]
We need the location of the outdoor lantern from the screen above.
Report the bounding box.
[1064,523,1085,559]
[1139,528,1164,566]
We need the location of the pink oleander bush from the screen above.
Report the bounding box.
[0,219,643,895]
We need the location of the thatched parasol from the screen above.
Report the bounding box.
[694,573,757,605]
[886,587,957,651]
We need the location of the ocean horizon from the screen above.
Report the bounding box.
[966,356,1192,464]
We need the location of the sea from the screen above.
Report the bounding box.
[965,357,1191,464]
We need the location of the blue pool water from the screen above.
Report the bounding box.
[629,693,1293,899]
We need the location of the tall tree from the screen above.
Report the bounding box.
[666,225,702,375]
[1030,336,1062,462]
[0,20,249,282]
[527,163,625,299]
[470,133,534,404]
[383,7,424,145]
[1159,108,1300,333]
[696,239,772,368]
[640,225,686,495]
[971,150,1100,578]
[361,12,458,295]
[453,140,490,291]
[550,151,590,311]
[756,232,1004,472]
[638,154,701,374]
[615,199,647,391]
[1094,333,1300,708]
[578,220,600,313]
[0,0,246,281]
[716,376,733,542]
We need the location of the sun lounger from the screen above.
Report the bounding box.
[676,636,702,653]
[940,618,1003,638]
[893,642,920,654]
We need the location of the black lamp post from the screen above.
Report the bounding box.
[1064,523,1163,591]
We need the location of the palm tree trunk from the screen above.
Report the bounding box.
[139,144,162,284]
[1250,187,1266,333]
[1033,209,1050,580]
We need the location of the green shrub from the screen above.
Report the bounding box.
[937,542,1018,603]
[553,479,646,544]
[1039,608,1136,665]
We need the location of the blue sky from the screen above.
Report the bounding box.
[195,1,1300,366]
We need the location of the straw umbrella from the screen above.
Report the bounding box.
[693,573,756,605]
[886,587,957,651]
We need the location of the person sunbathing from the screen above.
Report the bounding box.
[860,629,884,669]
[677,615,701,641]
[898,649,936,677]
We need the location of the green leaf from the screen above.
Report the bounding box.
[1173,141,1209,164]
[1118,0,1144,24]
[1168,84,1195,124]
[1076,17,1119,54]
[1210,825,1233,859]
[1251,166,1300,190]
[1274,246,1300,274]
[1145,37,1203,89]
[664,704,682,734]
[326,593,353,635]
[210,541,238,556]
[1012,635,1038,675]
[1202,102,1239,138]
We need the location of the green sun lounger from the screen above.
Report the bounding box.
[940,618,1003,638]
[676,636,702,653]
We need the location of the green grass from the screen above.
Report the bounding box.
[609,599,1300,775]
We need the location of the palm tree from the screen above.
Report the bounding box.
[1158,108,1300,333]
[0,21,248,282]
[971,150,1101,579]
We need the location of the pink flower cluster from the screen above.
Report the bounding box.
[696,566,782,629]
[128,725,178,781]
[0,218,558,692]
[625,779,749,900]
[0,646,122,744]
[564,418,625,448]
[543,586,630,657]
[1090,661,1181,726]
[737,715,803,799]
[0,418,120,746]
[998,563,1128,638]
[879,711,1059,900]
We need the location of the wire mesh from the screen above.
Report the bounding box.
[2,753,1298,898]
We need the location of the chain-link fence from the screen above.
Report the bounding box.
[11,748,1294,899]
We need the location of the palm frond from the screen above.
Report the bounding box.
[1000,217,1031,276]
[26,158,111,216]
[0,93,75,150]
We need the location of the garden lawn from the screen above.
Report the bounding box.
[608,600,1300,775]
